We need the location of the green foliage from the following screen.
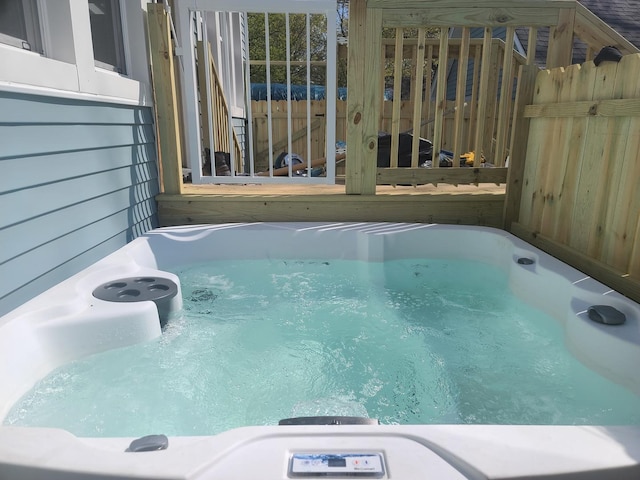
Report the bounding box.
[247,12,328,85]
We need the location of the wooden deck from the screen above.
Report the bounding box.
[157,182,506,227]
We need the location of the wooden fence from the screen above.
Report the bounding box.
[507,53,640,302]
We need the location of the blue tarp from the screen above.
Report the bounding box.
[250,83,349,101]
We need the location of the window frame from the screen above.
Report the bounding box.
[0,0,151,106]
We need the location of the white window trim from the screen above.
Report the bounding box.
[0,0,152,106]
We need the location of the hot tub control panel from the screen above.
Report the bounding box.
[288,453,384,477]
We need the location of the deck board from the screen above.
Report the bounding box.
[158,182,506,226]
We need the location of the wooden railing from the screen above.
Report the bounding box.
[344,0,640,194]
[345,0,558,193]
[249,36,522,182]
[150,0,639,193]
[196,41,244,173]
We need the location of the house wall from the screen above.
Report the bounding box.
[0,91,159,317]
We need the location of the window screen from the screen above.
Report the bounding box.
[0,0,42,52]
[89,0,126,73]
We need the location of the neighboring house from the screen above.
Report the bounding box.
[0,1,160,317]
[446,27,526,101]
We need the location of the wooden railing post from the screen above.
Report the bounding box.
[503,64,539,230]
[346,0,381,194]
[547,8,576,68]
[147,3,183,194]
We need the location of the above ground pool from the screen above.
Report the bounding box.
[1,223,639,479]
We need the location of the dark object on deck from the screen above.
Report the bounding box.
[587,305,626,325]
[279,416,379,426]
[127,434,169,452]
[594,46,623,66]
[203,148,231,176]
[377,132,433,167]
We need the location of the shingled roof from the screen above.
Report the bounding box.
[518,0,640,67]
[445,0,639,99]
[583,0,640,48]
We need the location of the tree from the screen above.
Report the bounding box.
[247,12,328,86]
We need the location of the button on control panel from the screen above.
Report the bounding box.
[289,453,384,477]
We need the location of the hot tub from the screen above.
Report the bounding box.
[1,223,639,479]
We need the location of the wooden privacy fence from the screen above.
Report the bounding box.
[507,53,640,302]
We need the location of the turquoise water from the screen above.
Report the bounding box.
[5,258,640,437]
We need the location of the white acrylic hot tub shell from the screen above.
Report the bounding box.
[1,223,639,479]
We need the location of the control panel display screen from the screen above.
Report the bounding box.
[289,453,384,477]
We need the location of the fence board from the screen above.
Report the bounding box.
[569,60,617,254]
[588,57,633,260]
[551,61,597,244]
[538,64,576,237]
[518,69,553,228]
[515,53,640,293]
[605,55,640,271]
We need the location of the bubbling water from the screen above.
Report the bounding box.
[5,258,640,437]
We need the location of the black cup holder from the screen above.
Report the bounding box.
[93,277,179,327]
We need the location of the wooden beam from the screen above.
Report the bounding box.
[526,27,538,65]
[411,28,427,168]
[255,118,323,160]
[369,0,574,6]
[494,26,516,167]
[452,27,471,166]
[503,64,539,230]
[196,42,211,155]
[381,7,564,28]
[390,28,405,168]
[432,27,450,167]
[158,191,506,227]
[546,8,576,68]
[256,153,345,177]
[523,98,640,118]
[376,167,508,186]
[346,0,381,194]
[147,4,183,195]
[473,28,493,167]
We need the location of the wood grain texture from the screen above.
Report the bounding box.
[381,7,562,28]
[147,4,183,194]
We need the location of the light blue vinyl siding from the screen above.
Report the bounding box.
[0,91,159,317]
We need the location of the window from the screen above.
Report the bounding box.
[0,0,151,105]
[88,0,126,73]
[0,0,42,52]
